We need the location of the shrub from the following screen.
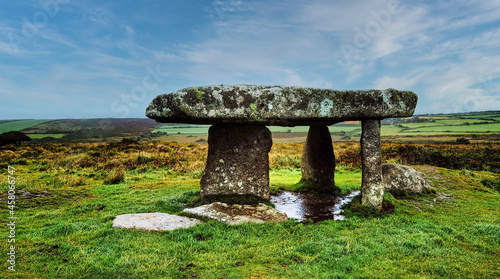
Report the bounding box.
[66,175,86,187]
[270,155,301,169]
[104,169,125,185]
[481,178,500,193]
[0,131,31,146]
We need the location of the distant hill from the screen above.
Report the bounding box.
[0,119,52,134]
[22,118,159,134]
[0,118,160,142]
[0,110,498,144]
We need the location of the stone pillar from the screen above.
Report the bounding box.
[200,124,272,200]
[361,119,384,208]
[300,125,339,195]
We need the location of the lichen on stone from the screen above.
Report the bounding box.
[146,84,418,126]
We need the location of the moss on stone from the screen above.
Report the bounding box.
[295,178,341,196]
[193,87,204,101]
[343,192,396,217]
[190,194,275,208]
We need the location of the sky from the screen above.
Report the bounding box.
[1,0,499,119]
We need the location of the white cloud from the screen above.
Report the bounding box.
[2,0,500,118]
[414,54,500,113]
[373,71,427,90]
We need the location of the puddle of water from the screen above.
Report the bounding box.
[270,190,360,222]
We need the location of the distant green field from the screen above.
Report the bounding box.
[328,125,361,133]
[269,126,309,133]
[0,119,52,133]
[28,133,65,139]
[406,122,500,133]
[405,119,492,127]
[153,125,210,134]
[153,121,499,138]
[153,124,363,134]
[271,125,361,133]
[455,113,500,119]
[381,125,403,136]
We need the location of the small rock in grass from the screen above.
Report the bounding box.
[382,163,432,195]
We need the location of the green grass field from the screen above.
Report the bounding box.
[0,112,499,277]
[0,120,52,134]
[27,134,66,139]
[1,165,498,278]
[0,141,498,278]
[407,122,500,133]
[154,124,363,135]
[381,124,500,137]
[151,112,500,144]
[404,119,493,127]
[154,125,211,134]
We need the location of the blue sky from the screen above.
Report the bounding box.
[1,0,499,119]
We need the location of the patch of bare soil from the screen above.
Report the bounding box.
[0,190,51,202]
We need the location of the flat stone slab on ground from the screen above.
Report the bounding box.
[146,84,417,126]
[112,212,201,231]
[184,202,288,225]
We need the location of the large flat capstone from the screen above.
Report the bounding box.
[146,84,417,126]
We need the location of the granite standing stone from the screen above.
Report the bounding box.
[200,124,272,200]
[300,125,339,194]
[361,119,384,208]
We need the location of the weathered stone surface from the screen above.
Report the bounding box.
[146,85,417,126]
[382,163,431,194]
[183,202,288,225]
[361,119,384,208]
[112,212,201,231]
[200,124,272,200]
[300,125,339,195]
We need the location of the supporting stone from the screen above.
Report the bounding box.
[300,125,339,195]
[200,124,272,200]
[361,119,384,208]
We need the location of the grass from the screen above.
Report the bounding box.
[408,122,500,133]
[27,134,66,139]
[381,120,500,137]
[0,141,499,278]
[269,167,361,195]
[0,120,52,134]
[153,124,362,135]
[406,119,494,126]
[154,125,210,134]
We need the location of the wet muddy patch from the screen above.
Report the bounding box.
[270,190,360,222]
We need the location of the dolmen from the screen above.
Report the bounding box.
[146,85,417,209]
